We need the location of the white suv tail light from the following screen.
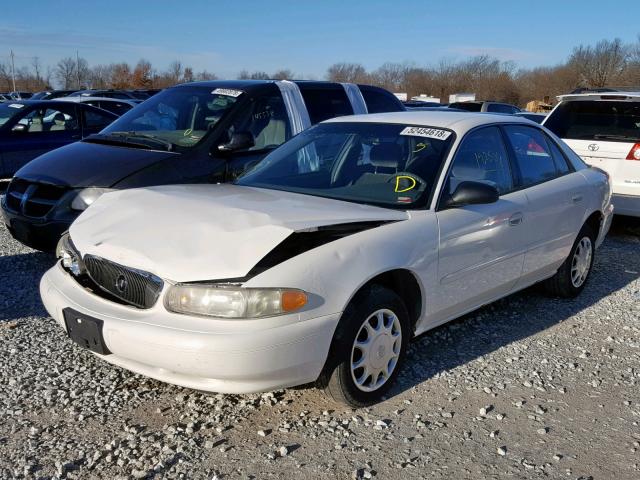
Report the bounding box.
[626,143,640,161]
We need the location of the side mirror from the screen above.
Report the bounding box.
[217,131,255,153]
[443,181,499,208]
[11,124,28,133]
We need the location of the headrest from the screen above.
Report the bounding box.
[53,113,66,125]
[370,143,402,169]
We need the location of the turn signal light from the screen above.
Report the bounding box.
[281,290,308,312]
[626,143,640,160]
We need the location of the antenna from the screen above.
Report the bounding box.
[76,50,81,89]
[10,49,16,92]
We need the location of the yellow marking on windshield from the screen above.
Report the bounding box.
[413,143,427,153]
[395,176,417,193]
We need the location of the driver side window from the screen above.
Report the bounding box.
[18,106,79,133]
[446,126,513,196]
[227,94,290,151]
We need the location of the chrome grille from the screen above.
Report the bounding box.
[83,255,163,309]
[5,179,68,217]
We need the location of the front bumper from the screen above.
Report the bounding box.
[40,264,341,394]
[1,196,78,251]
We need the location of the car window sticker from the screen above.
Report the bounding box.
[212,88,244,97]
[400,126,451,140]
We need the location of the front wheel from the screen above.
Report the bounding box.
[544,224,596,298]
[320,285,410,407]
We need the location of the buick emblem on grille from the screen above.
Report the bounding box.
[588,143,599,152]
[115,274,128,293]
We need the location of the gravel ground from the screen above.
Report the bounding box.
[0,214,639,480]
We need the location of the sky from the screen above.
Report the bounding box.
[1,0,639,80]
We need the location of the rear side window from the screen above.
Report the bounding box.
[447,126,513,195]
[300,87,353,124]
[544,135,571,175]
[449,102,482,112]
[504,125,558,186]
[84,108,115,129]
[544,100,640,142]
[360,88,402,113]
[97,101,132,116]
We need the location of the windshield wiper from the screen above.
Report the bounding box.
[594,133,640,141]
[107,132,174,151]
[83,134,157,150]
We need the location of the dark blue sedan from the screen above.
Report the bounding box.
[0,100,118,178]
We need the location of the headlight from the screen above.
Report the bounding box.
[165,285,308,319]
[71,187,114,211]
[55,233,85,276]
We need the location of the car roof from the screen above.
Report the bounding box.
[175,79,384,92]
[557,92,640,101]
[324,110,533,131]
[58,96,137,104]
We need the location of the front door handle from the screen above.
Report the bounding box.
[509,212,523,226]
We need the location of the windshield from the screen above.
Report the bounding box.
[100,86,242,149]
[0,103,25,127]
[545,100,640,141]
[236,122,454,209]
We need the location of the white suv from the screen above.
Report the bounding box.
[544,91,640,216]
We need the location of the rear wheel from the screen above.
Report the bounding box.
[320,285,410,407]
[544,224,596,298]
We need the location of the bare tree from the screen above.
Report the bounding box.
[196,70,218,81]
[569,38,629,87]
[183,66,194,83]
[167,60,183,84]
[132,59,153,88]
[55,57,77,89]
[272,69,294,80]
[111,63,132,88]
[326,62,369,83]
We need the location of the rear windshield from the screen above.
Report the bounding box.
[449,102,482,112]
[544,100,640,142]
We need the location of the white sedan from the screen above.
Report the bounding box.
[42,111,613,406]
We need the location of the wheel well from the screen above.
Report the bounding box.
[585,211,602,236]
[360,269,422,332]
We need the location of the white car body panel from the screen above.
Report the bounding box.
[41,111,614,394]
[70,184,407,282]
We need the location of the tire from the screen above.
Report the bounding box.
[320,285,410,408]
[544,224,596,298]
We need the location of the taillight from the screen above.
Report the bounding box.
[627,143,640,160]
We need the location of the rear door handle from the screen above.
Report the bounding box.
[572,194,583,203]
[509,212,523,226]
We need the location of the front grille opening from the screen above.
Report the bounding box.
[71,272,135,308]
[83,255,163,309]
[5,179,68,218]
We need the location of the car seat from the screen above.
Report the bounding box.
[49,113,67,131]
[254,100,289,149]
[28,117,43,133]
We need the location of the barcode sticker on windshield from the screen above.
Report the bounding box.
[212,88,244,97]
[400,126,451,140]
[8,103,24,109]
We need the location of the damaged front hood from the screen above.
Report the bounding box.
[70,184,407,282]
